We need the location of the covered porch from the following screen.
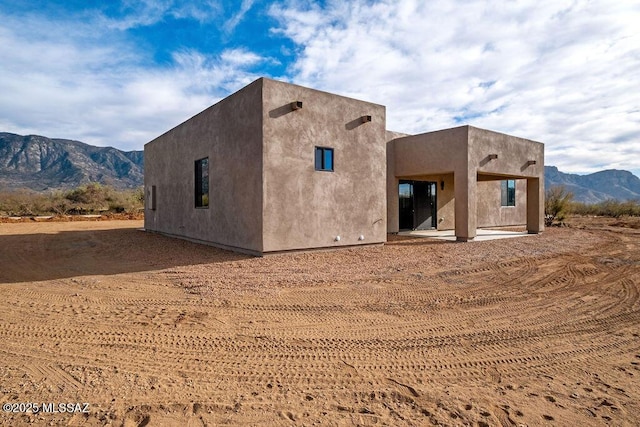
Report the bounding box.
[387,125,544,241]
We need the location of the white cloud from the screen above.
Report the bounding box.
[219,48,263,66]
[171,0,223,22]
[101,0,223,30]
[101,0,172,30]
[223,0,256,34]
[0,11,263,151]
[269,0,640,175]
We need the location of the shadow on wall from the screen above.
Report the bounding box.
[269,102,302,119]
[269,105,293,118]
[520,160,537,172]
[479,154,498,167]
[0,227,251,284]
[345,116,371,130]
[268,103,373,132]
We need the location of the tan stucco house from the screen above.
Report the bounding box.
[144,77,544,255]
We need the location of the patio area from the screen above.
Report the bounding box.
[397,228,533,242]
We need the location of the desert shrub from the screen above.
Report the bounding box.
[65,183,111,213]
[570,201,594,216]
[0,185,144,216]
[106,187,144,213]
[571,199,640,217]
[0,189,50,216]
[48,191,73,215]
[598,199,624,218]
[621,200,640,216]
[545,186,573,226]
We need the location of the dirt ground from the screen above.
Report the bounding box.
[0,217,639,426]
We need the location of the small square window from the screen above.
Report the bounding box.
[315,147,334,172]
[195,157,209,208]
[501,179,516,207]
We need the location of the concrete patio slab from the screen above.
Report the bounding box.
[397,228,533,241]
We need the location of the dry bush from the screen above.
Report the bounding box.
[106,187,144,213]
[0,189,50,216]
[571,199,640,218]
[0,185,144,216]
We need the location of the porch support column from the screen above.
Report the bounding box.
[386,140,399,233]
[526,177,544,234]
[387,178,399,233]
[454,169,477,241]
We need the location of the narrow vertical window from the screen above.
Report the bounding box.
[314,147,334,171]
[195,157,209,208]
[501,179,516,207]
[146,185,156,210]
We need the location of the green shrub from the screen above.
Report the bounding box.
[545,186,573,226]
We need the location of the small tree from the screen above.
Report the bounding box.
[105,187,144,213]
[65,183,110,213]
[545,186,573,226]
[48,191,72,215]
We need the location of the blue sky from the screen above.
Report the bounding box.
[1,0,639,177]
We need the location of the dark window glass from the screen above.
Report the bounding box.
[195,157,209,208]
[315,148,323,170]
[315,147,334,171]
[501,179,516,207]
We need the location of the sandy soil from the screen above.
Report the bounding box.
[0,218,639,426]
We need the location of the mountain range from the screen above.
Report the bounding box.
[0,132,143,191]
[1,132,639,203]
[545,166,640,204]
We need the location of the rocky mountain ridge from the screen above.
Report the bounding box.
[545,166,640,204]
[0,132,143,191]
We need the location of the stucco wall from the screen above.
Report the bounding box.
[469,126,544,233]
[469,127,544,179]
[385,131,408,235]
[476,179,528,227]
[261,79,387,252]
[144,79,264,254]
[392,126,469,176]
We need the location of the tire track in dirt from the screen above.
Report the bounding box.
[1,221,639,426]
[24,363,84,393]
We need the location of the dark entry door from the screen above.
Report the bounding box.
[399,181,414,230]
[399,180,437,230]
[414,181,437,230]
